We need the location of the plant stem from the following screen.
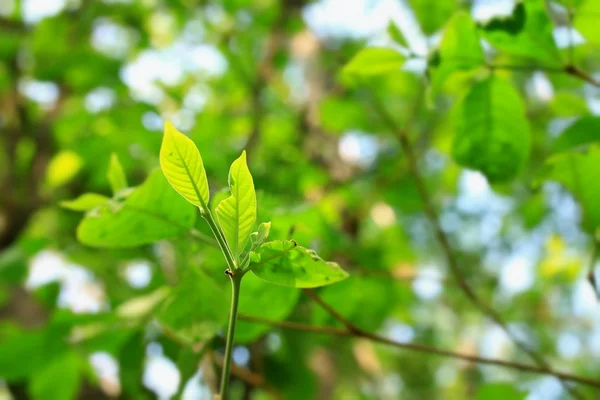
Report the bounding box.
[219,273,242,399]
[202,208,237,271]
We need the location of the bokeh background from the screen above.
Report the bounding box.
[1,0,600,399]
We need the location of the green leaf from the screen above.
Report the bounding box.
[160,120,210,210]
[547,147,600,233]
[250,221,271,247]
[475,382,526,400]
[553,117,600,153]
[0,331,47,380]
[429,11,484,94]
[77,169,196,247]
[250,240,349,288]
[387,21,408,47]
[452,76,530,183]
[479,0,560,65]
[237,272,300,343]
[157,268,228,344]
[409,0,455,35]
[575,0,600,45]
[107,153,128,195]
[60,193,110,211]
[29,351,81,400]
[116,287,171,319]
[216,151,257,260]
[342,48,405,78]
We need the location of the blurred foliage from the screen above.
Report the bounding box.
[1,0,600,399]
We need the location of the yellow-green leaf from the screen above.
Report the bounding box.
[342,48,405,78]
[250,240,349,288]
[160,120,210,210]
[60,193,109,211]
[216,151,256,260]
[107,153,128,194]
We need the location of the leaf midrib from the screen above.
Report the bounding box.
[170,134,207,210]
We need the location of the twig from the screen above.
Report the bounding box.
[366,90,585,398]
[211,351,283,400]
[238,312,600,389]
[587,240,600,300]
[564,65,600,88]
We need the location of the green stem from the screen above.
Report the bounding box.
[219,273,242,399]
[202,209,237,271]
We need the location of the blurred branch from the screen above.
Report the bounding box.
[238,306,600,389]
[587,239,600,300]
[486,62,600,88]
[366,88,586,399]
[220,8,289,162]
[0,17,25,32]
[211,351,283,400]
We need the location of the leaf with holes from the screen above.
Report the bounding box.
[160,121,210,210]
[216,151,256,260]
[76,169,196,247]
[250,240,349,288]
[452,76,530,183]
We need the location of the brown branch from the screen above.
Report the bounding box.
[212,352,282,400]
[238,312,600,389]
[587,239,600,300]
[366,90,586,398]
[564,65,600,88]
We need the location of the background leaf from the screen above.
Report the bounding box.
[77,170,196,247]
[60,193,109,211]
[342,48,405,78]
[107,153,128,195]
[452,76,530,182]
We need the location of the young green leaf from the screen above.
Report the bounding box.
[216,151,256,260]
[160,120,210,210]
[60,193,109,211]
[107,153,128,195]
[250,221,271,247]
[342,48,405,78]
[250,240,349,288]
[452,76,530,183]
[387,21,408,48]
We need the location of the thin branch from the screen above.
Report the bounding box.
[367,90,585,398]
[587,239,600,300]
[238,313,600,389]
[211,351,282,400]
[564,65,600,88]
